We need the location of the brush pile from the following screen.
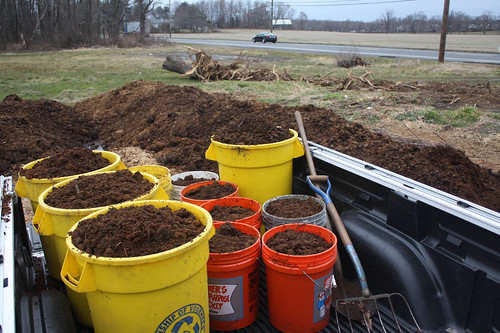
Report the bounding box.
[180,47,293,82]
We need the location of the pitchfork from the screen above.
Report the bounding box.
[295,111,423,332]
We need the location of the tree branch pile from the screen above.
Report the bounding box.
[176,47,293,82]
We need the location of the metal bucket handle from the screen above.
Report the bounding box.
[302,270,337,291]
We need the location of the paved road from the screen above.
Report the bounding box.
[169,38,500,65]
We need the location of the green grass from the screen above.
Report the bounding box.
[1,44,499,109]
[422,106,481,127]
[396,106,482,127]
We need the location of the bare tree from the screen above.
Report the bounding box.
[477,11,493,35]
[381,8,395,33]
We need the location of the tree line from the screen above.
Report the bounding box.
[1,0,498,50]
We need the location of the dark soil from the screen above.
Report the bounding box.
[212,113,292,145]
[266,197,323,218]
[266,228,332,255]
[19,147,110,179]
[44,169,153,209]
[0,95,98,176]
[69,204,205,257]
[2,81,499,212]
[208,205,256,221]
[184,182,236,200]
[209,222,258,253]
[172,175,213,186]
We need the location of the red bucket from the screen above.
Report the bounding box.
[208,222,261,331]
[262,223,337,333]
[201,196,262,232]
[180,180,238,206]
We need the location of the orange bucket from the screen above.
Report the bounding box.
[180,180,238,206]
[201,197,262,232]
[208,222,261,331]
[262,223,337,333]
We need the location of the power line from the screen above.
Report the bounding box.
[274,0,416,6]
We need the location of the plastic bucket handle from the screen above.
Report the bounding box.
[61,250,97,293]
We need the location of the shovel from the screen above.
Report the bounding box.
[295,111,423,332]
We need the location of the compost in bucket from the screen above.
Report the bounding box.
[15,147,127,212]
[208,222,261,331]
[262,195,326,230]
[69,204,205,256]
[201,197,262,233]
[34,170,168,327]
[262,224,337,333]
[181,180,238,206]
[44,169,154,209]
[205,114,304,205]
[170,171,219,201]
[62,201,214,333]
[19,147,111,179]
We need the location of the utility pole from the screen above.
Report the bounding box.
[438,0,450,63]
[270,0,274,33]
[169,0,172,38]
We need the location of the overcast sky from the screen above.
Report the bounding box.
[286,0,500,22]
[166,0,499,22]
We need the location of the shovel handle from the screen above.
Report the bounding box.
[308,175,328,183]
[294,111,317,177]
[296,110,371,297]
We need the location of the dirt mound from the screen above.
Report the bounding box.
[0,95,98,176]
[1,80,499,212]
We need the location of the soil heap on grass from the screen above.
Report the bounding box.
[1,80,499,212]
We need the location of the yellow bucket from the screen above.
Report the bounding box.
[61,200,214,333]
[129,165,172,198]
[33,172,169,327]
[205,129,304,205]
[15,151,127,212]
[33,171,169,280]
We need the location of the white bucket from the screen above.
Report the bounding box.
[262,194,327,230]
[170,171,219,201]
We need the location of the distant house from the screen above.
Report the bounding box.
[124,21,151,34]
[272,19,292,29]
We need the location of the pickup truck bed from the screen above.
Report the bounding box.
[2,141,499,333]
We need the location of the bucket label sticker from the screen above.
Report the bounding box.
[313,270,334,323]
[208,276,243,320]
[155,303,206,333]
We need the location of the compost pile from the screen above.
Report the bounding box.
[1,80,499,212]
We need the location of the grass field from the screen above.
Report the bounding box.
[1,40,499,104]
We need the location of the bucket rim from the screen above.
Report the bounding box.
[129,165,171,178]
[180,180,239,204]
[261,223,337,271]
[171,170,219,182]
[37,171,161,215]
[201,196,261,222]
[209,221,261,257]
[262,194,326,221]
[17,150,122,184]
[65,199,214,265]
[209,129,299,150]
